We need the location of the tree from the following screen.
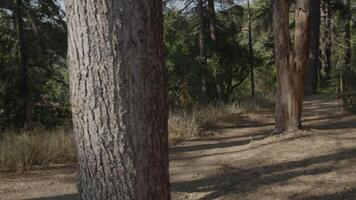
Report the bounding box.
[320,0,332,87]
[247,0,255,97]
[15,0,32,129]
[305,0,321,95]
[0,0,69,130]
[341,0,351,93]
[273,0,311,132]
[197,0,208,103]
[66,1,170,199]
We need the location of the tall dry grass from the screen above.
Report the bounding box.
[0,129,76,173]
[0,97,271,173]
[168,104,240,140]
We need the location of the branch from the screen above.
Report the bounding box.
[226,73,249,95]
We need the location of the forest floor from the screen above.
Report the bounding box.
[1,95,356,200]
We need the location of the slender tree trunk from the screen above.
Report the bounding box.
[273,0,310,132]
[247,0,255,97]
[15,0,32,129]
[320,0,332,87]
[66,1,170,199]
[198,0,205,58]
[208,0,218,48]
[341,0,351,93]
[207,0,224,103]
[305,0,320,96]
[197,0,208,103]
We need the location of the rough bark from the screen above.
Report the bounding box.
[304,0,320,96]
[320,0,332,87]
[15,0,32,129]
[66,1,170,199]
[247,0,255,97]
[273,0,310,132]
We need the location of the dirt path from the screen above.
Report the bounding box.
[2,96,356,200]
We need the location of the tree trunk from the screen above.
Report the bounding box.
[15,0,33,129]
[66,1,170,199]
[207,0,224,103]
[273,0,310,132]
[197,0,208,103]
[320,0,332,87]
[341,0,351,93]
[304,0,320,96]
[208,0,218,49]
[247,0,255,97]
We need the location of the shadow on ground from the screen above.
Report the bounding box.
[292,188,356,200]
[27,194,79,200]
[171,148,356,200]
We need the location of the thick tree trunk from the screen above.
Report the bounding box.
[273,0,310,132]
[305,0,320,96]
[320,0,332,87]
[247,0,255,97]
[66,1,170,200]
[15,0,33,129]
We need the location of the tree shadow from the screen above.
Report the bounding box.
[171,148,356,200]
[171,129,273,154]
[294,188,356,200]
[27,194,79,200]
[308,117,356,130]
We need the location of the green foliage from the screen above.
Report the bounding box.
[0,0,354,131]
[0,0,70,130]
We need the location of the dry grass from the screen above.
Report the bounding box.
[168,96,274,140]
[0,98,270,173]
[0,129,76,173]
[168,104,240,140]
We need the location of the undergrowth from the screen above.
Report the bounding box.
[0,97,271,173]
[0,129,76,173]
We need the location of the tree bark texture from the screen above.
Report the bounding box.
[304,0,320,96]
[273,0,311,132]
[66,1,170,199]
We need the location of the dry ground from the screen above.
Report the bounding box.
[1,95,356,200]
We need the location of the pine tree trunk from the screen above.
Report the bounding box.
[247,0,255,97]
[207,0,224,103]
[320,0,332,87]
[274,0,310,132]
[208,0,218,48]
[15,0,32,129]
[305,0,320,96]
[197,0,208,103]
[66,1,170,199]
[341,0,351,92]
